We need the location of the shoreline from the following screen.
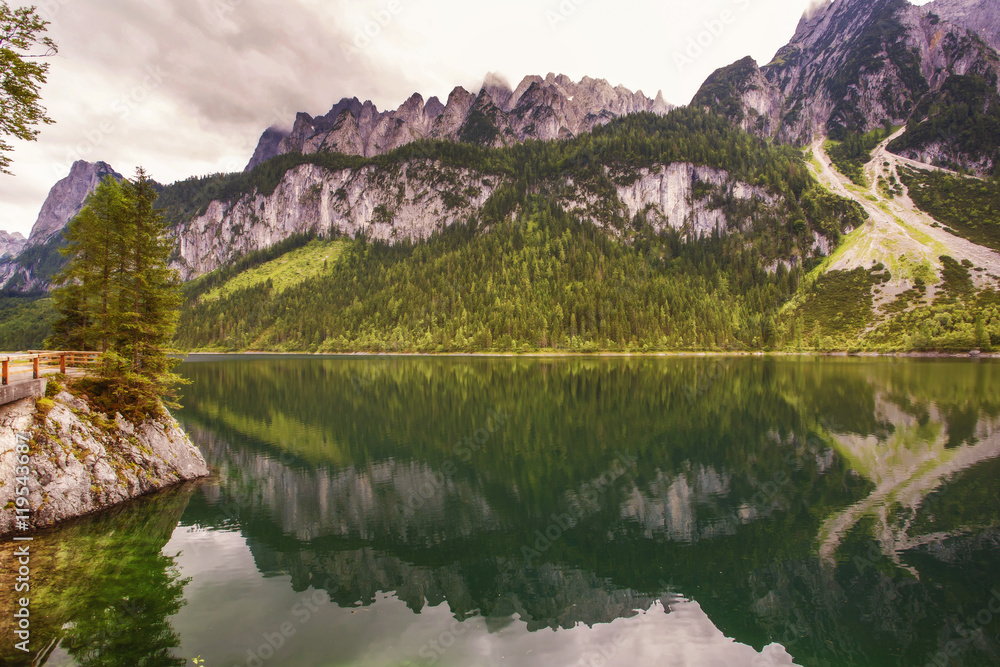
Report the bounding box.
[180,350,997,360]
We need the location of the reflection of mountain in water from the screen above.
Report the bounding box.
[815,374,1000,569]
[176,356,1000,666]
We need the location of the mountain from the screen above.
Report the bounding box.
[0,160,122,293]
[692,0,1000,173]
[169,109,859,282]
[0,230,25,258]
[927,0,1000,52]
[245,73,671,170]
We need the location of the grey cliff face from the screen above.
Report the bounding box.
[693,0,1000,150]
[0,230,26,258]
[26,160,123,246]
[172,159,797,281]
[0,392,209,535]
[927,0,1000,52]
[0,160,123,293]
[245,73,672,168]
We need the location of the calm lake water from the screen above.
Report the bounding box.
[8,355,1000,666]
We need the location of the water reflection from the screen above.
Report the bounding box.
[0,485,196,667]
[169,356,1000,665]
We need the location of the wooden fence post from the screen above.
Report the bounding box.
[2,358,7,386]
[60,353,66,374]
[33,356,39,380]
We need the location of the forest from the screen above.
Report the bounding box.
[171,108,875,353]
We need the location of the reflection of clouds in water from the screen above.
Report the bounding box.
[165,526,799,667]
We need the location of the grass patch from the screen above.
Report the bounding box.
[825,126,900,186]
[199,239,345,302]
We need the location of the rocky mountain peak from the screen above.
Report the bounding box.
[26,160,123,246]
[0,230,26,258]
[694,0,1000,152]
[244,73,673,169]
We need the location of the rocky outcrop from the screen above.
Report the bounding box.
[693,0,1000,150]
[245,73,672,168]
[927,0,1000,52]
[173,160,788,279]
[0,230,25,258]
[0,390,209,535]
[0,160,122,293]
[24,160,123,246]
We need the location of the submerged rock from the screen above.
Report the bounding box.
[0,391,209,535]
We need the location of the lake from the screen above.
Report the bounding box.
[7,355,1000,666]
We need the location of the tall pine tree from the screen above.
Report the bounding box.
[50,168,184,419]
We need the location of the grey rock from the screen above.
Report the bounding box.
[693,0,1000,164]
[0,393,209,535]
[245,73,673,168]
[0,230,25,259]
[172,159,800,280]
[0,160,123,293]
[25,160,123,246]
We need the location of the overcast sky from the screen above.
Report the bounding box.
[0,0,927,236]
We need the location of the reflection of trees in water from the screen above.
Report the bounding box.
[0,485,195,667]
[175,356,1000,666]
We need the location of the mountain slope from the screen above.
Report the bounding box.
[245,73,671,169]
[692,0,1000,173]
[779,126,1000,350]
[169,109,863,280]
[0,160,122,293]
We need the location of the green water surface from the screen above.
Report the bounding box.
[7,356,1000,666]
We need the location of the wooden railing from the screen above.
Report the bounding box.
[1,351,101,386]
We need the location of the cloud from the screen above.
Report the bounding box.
[0,0,812,236]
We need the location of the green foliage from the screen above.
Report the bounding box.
[825,126,896,186]
[182,232,320,302]
[787,267,889,349]
[0,1,57,173]
[691,56,761,121]
[0,295,55,349]
[51,169,185,419]
[901,168,1000,251]
[176,200,802,353]
[865,287,1000,352]
[889,75,1000,175]
[198,237,344,303]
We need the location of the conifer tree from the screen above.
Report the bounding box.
[50,168,184,420]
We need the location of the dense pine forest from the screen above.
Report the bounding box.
[171,109,869,352]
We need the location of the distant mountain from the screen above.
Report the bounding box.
[692,0,1000,173]
[245,73,672,170]
[24,160,123,247]
[0,160,122,293]
[0,230,25,258]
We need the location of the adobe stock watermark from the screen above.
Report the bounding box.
[545,0,591,31]
[403,407,510,513]
[54,63,170,179]
[341,0,404,63]
[674,0,754,73]
[521,451,639,565]
[924,588,1000,667]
